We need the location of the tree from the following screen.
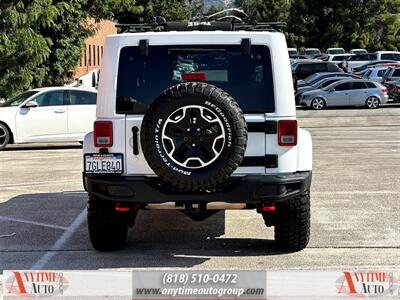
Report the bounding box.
[0,0,56,98]
[235,0,291,22]
[0,0,144,98]
[113,0,192,23]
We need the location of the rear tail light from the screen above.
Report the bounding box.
[381,87,388,93]
[115,202,130,212]
[182,72,207,81]
[278,120,298,146]
[261,203,276,212]
[94,121,113,147]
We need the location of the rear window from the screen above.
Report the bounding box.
[349,54,376,61]
[380,53,400,60]
[377,70,385,76]
[314,63,328,72]
[393,69,400,76]
[116,45,275,114]
[332,56,345,61]
[364,69,372,76]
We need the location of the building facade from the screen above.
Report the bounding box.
[74,19,117,79]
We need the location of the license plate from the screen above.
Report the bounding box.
[84,153,123,174]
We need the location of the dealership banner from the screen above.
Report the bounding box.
[2,270,399,299]
[2,270,132,299]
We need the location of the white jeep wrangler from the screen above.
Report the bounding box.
[83,18,312,252]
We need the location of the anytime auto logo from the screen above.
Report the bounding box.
[336,271,399,297]
[5,271,69,297]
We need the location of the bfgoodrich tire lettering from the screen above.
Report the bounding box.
[141,82,247,191]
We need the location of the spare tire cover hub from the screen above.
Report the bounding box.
[162,105,226,169]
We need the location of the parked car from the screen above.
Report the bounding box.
[295,76,360,104]
[326,48,345,54]
[298,79,389,110]
[297,72,358,88]
[303,48,321,58]
[388,81,400,102]
[293,61,342,80]
[0,87,97,150]
[363,66,389,82]
[322,54,354,64]
[345,52,400,73]
[381,66,400,85]
[342,53,378,72]
[351,60,398,75]
[288,48,298,58]
[350,49,368,55]
[375,51,400,61]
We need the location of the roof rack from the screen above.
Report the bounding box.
[116,8,286,33]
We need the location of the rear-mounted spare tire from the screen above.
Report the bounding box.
[141,82,247,192]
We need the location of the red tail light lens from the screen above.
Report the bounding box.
[261,203,276,212]
[94,121,113,147]
[278,120,298,146]
[182,72,207,81]
[381,87,388,93]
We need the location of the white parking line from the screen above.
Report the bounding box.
[313,191,398,195]
[0,179,81,188]
[0,216,68,230]
[31,209,86,270]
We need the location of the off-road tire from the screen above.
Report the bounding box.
[274,192,310,251]
[87,195,133,251]
[141,82,247,191]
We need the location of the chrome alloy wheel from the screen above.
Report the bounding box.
[161,105,225,169]
[366,97,379,109]
[311,98,325,110]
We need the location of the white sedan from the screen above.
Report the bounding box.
[0,87,97,150]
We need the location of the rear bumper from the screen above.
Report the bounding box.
[83,171,312,204]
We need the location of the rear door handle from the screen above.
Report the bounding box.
[54,109,66,113]
[132,126,139,155]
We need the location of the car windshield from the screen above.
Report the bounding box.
[303,73,321,83]
[0,91,38,107]
[305,50,319,55]
[116,44,275,114]
[321,81,340,91]
[328,49,345,54]
[318,79,341,88]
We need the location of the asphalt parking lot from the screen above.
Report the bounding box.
[0,105,399,274]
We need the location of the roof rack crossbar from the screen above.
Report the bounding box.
[115,9,287,33]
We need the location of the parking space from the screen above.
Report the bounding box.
[0,107,399,272]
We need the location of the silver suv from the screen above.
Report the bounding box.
[83,16,313,252]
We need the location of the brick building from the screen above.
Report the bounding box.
[74,19,117,79]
